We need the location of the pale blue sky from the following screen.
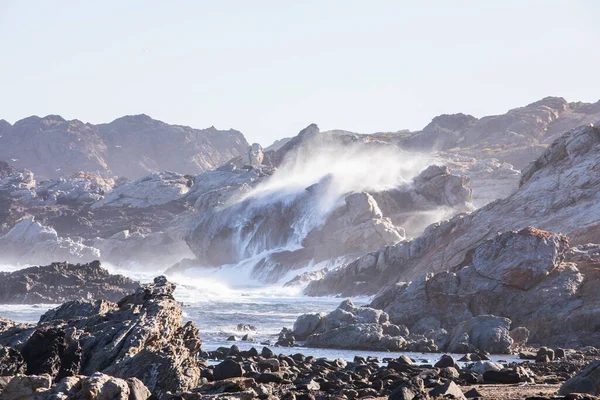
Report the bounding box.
[1,1,598,145]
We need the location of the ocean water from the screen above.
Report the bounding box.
[0,263,521,365]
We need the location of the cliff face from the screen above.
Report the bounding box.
[307,124,600,297]
[0,114,248,180]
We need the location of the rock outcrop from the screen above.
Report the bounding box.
[0,260,139,304]
[559,359,600,396]
[0,276,203,398]
[367,228,600,349]
[307,124,600,297]
[0,217,100,265]
[91,171,192,209]
[402,97,600,169]
[0,114,248,180]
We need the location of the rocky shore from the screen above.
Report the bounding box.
[0,276,599,399]
[0,260,139,304]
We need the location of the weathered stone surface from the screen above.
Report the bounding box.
[0,372,151,400]
[363,227,599,350]
[0,277,202,398]
[91,171,191,209]
[0,114,248,180]
[0,260,139,304]
[0,346,26,376]
[559,360,600,396]
[308,124,600,298]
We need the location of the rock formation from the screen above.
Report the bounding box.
[183,124,473,284]
[307,124,600,297]
[0,260,139,304]
[0,114,248,180]
[0,276,203,398]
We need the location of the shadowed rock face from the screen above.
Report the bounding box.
[0,276,203,398]
[0,114,248,180]
[0,260,139,304]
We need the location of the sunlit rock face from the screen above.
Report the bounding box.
[184,124,473,284]
[307,125,600,297]
[0,114,248,180]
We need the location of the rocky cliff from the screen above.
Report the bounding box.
[307,124,600,296]
[181,124,473,284]
[0,114,248,180]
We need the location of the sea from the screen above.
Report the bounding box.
[0,262,520,365]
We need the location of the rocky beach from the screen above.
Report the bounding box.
[1,97,600,399]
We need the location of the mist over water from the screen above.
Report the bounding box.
[185,136,435,291]
[0,136,456,360]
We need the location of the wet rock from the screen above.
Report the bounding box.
[276,328,295,347]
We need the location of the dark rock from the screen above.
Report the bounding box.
[435,354,458,369]
[213,359,244,381]
[388,377,426,400]
[227,335,237,341]
[559,360,600,396]
[0,261,139,304]
[258,359,281,372]
[537,347,556,362]
[464,387,484,398]
[429,380,467,399]
[276,327,295,347]
[483,367,529,384]
[0,345,26,375]
[261,346,274,358]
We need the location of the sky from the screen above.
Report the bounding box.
[1,1,599,146]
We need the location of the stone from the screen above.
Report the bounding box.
[0,276,203,399]
[0,346,26,376]
[213,359,244,381]
[428,380,466,399]
[559,360,600,396]
[292,313,324,340]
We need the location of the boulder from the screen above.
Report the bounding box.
[213,359,244,381]
[292,313,324,340]
[559,360,600,396]
[448,315,513,354]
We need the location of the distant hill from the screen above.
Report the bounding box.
[0,114,248,179]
